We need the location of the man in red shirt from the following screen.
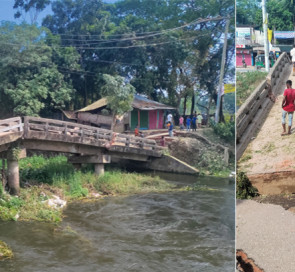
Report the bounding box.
[282,80,295,135]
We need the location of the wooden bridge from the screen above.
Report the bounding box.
[0,116,164,194]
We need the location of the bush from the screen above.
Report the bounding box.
[19,155,74,184]
[236,171,259,199]
[236,71,268,107]
[212,121,235,142]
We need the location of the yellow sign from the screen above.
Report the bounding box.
[268,28,272,42]
[224,84,235,94]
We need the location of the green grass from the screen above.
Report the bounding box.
[94,171,173,195]
[0,155,175,222]
[237,71,268,107]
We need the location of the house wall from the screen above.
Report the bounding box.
[158,110,164,128]
[149,110,157,129]
[148,110,164,129]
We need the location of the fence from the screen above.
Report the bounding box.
[236,52,291,160]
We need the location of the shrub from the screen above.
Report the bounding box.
[19,155,74,184]
[236,171,259,199]
[212,121,235,142]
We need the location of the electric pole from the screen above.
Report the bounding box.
[215,18,230,123]
[262,0,270,72]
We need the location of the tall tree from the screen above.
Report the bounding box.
[100,74,135,130]
[0,22,78,117]
[14,0,51,24]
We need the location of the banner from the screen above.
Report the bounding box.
[224,84,235,94]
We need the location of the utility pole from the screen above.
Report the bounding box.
[215,18,230,123]
[262,0,270,72]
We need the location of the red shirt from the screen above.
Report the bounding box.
[283,88,295,112]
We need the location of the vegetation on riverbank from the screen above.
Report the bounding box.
[236,71,268,107]
[236,171,259,199]
[0,155,174,222]
[0,240,13,260]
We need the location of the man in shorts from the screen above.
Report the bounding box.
[282,80,295,135]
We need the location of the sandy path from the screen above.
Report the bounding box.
[236,200,295,272]
[239,67,295,174]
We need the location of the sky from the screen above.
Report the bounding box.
[0,0,118,25]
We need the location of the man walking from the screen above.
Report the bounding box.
[281,80,295,135]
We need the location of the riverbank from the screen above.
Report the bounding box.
[0,155,177,223]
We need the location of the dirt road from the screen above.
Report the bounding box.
[238,66,295,194]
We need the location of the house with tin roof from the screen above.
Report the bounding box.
[62,94,175,132]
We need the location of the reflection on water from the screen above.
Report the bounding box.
[0,175,234,272]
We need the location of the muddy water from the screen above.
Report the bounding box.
[0,175,234,272]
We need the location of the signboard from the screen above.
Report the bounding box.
[274,31,295,39]
[236,27,251,37]
[224,84,235,94]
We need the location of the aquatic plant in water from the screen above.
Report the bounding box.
[0,240,13,260]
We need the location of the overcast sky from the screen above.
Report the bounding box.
[0,0,118,25]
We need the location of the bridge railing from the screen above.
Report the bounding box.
[236,52,291,160]
[0,117,23,134]
[23,117,163,152]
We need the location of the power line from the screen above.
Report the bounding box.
[0,29,225,51]
[48,15,229,40]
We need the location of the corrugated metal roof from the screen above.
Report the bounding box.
[132,94,175,110]
[77,98,108,112]
[77,95,175,112]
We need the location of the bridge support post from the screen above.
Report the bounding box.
[7,158,20,195]
[94,163,104,176]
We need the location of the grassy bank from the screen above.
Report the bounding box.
[237,71,268,107]
[0,155,174,222]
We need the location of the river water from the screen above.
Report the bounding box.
[0,174,235,272]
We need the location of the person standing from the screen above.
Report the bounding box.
[197,113,203,129]
[192,115,197,131]
[168,121,173,137]
[179,116,184,130]
[291,45,295,75]
[166,112,173,127]
[134,125,139,136]
[281,80,295,135]
[186,116,191,132]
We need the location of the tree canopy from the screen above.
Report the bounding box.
[3,0,234,122]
